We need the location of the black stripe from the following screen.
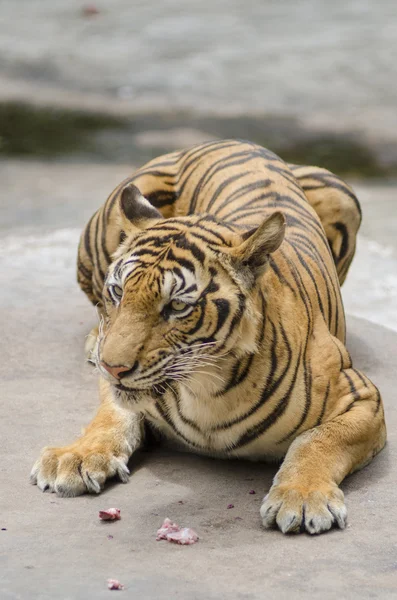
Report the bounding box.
[221,191,275,221]
[174,238,206,264]
[290,243,326,320]
[101,207,111,265]
[176,141,244,205]
[354,368,368,389]
[314,382,331,426]
[165,249,196,273]
[374,388,381,414]
[168,385,202,433]
[217,292,266,394]
[333,222,349,262]
[268,256,296,296]
[193,220,231,244]
[212,319,290,431]
[77,259,92,280]
[214,293,245,353]
[304,172,361,218]
[148,224,181,233]
[131,247,161,258]
[187,229,225,247]
[213,298,231,333]
[84,212,95,261]
[227,206,272,224]
[183,283,198,294]
[291,235,335,334]
[154,398,204,449]
[133,233,175,248]
[343,371,361,402]
[265,163,303,191]
[206,171,253,212]
[94,210,105,282]
[185,301,206,336]
[231,347,302,449]
[277,335,313,444]
[188,149,258,213]
[214,179,273,216]
[146,190,179,208]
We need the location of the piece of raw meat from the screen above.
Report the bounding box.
[156,517,199,545]
[107,578,124,590]
[166,528,199,545]
[156,518,180,540]
[99,508,121,521]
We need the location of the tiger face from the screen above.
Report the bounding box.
[95,184,285,401]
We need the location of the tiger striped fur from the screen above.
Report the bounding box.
[31,140,386,535]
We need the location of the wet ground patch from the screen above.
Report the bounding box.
[0,102,393,177]
[0,102,125,158]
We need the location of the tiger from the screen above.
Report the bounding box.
[31,139,386,535]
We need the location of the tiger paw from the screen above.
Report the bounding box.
[30,442,131,497]
[260,481,347,535]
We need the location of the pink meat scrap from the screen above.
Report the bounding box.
[156,517,199,545]
[99,508,121,521]
[167,528,199,545]
[107,578,124,590]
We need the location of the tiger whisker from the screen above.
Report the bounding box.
[166,378,194,399]
[173,363,224,374]
[183,350,224,360]
[171,357,223,369]
[167,375,199,399]
[170,357,222,368]
[172,356,225,369]
[168,367,225,385]
[180,381,199,399]
[172,351,226,364]
[190,370,226,384]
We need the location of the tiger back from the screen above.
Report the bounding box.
[77,140,360,309]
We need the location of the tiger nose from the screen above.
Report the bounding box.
[100,362,132,380]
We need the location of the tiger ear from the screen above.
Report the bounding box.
[119,184,162,229]
[231,212,286,276]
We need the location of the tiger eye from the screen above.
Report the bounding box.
[170,300,187,312]
[112,285,123,299]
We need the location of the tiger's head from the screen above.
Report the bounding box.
[96,184,285,401]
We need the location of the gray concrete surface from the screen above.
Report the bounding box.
[343,182,397,330]
[0,160,397,599]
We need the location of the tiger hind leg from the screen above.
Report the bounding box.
[260,368,386,534]
[289,164,362,285]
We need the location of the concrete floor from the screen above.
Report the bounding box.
[1,161,397,599]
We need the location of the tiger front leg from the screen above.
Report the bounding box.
[31,379,143,497]
[260,370,386,534]
[84,306,106,364]
[85,325,99,364]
